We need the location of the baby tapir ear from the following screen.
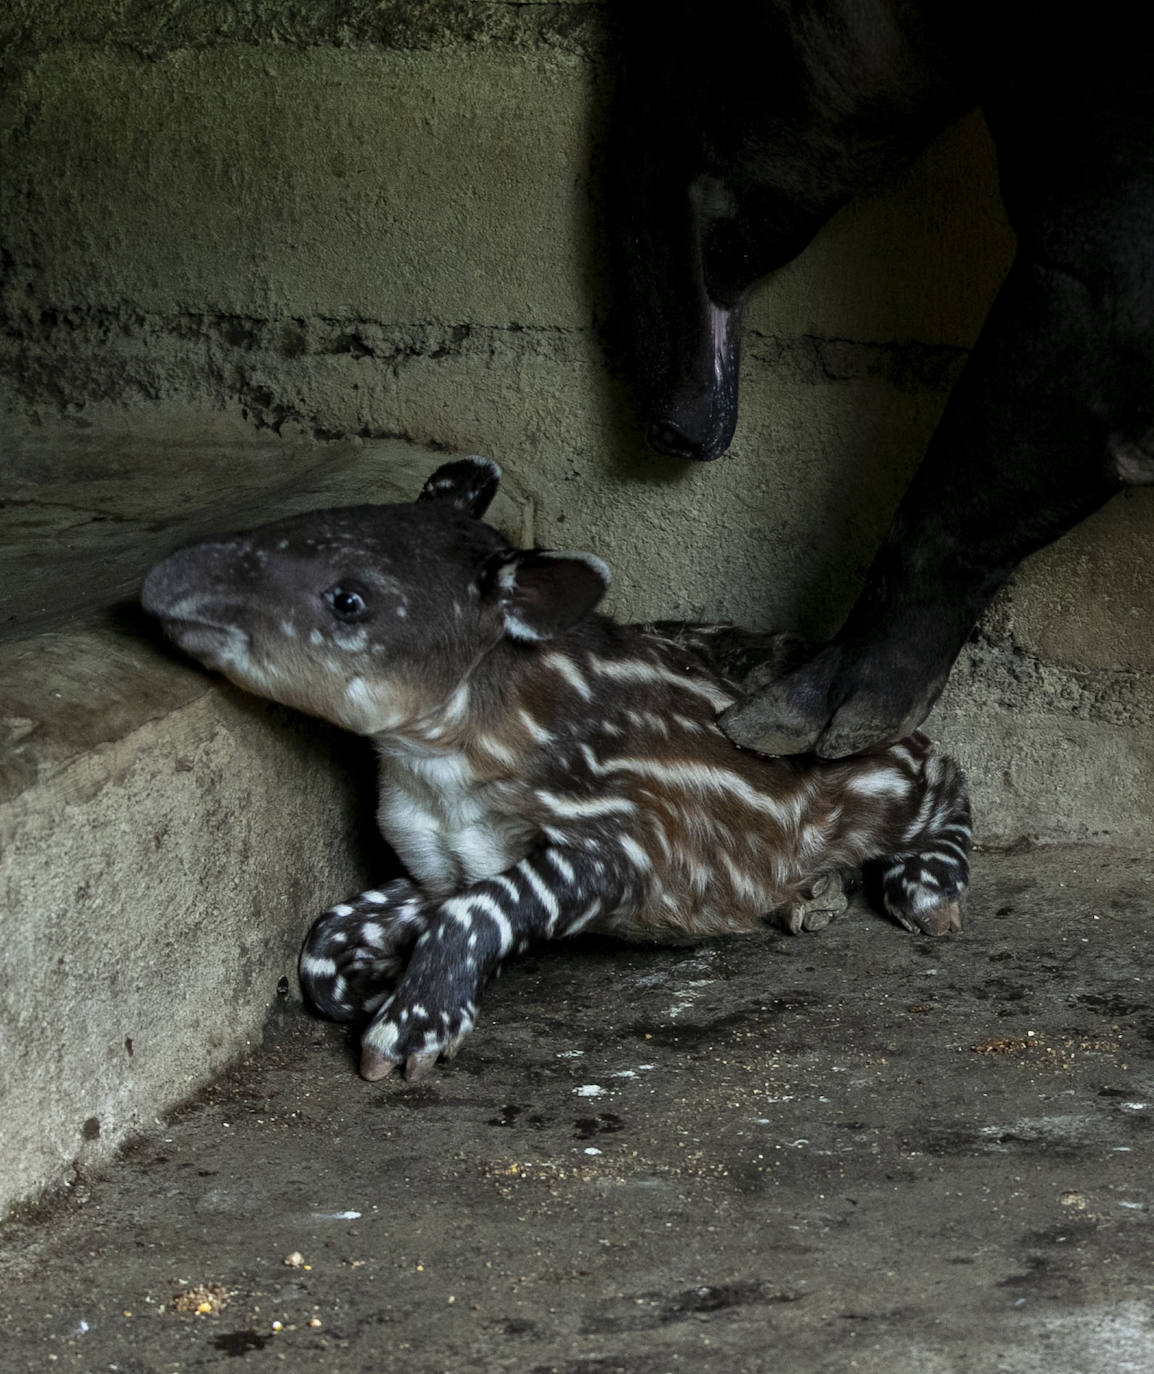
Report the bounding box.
[488,550,611,642]
[418,456,502,517]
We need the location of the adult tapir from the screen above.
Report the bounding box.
[611,0,1154,758]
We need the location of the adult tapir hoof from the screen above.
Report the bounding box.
[720,643,936,759]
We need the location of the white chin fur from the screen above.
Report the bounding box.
[167,622,250,669]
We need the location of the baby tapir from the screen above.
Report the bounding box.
[143,457,971,1082]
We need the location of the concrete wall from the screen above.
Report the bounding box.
[3,4,1153,827]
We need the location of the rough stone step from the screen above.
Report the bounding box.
[0,430,531,1214]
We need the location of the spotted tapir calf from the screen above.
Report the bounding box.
[143,457,971,1082]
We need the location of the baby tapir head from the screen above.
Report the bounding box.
[142,457,610,735]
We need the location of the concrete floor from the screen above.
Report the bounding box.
[3,847,1154,1374]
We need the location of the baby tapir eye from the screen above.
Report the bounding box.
[324,582,371,621]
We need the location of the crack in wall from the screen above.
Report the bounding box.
[1,307,969,430]
[1,1,609,68]
[748,331,969,393]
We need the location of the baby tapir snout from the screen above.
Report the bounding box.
[143,541,264,666]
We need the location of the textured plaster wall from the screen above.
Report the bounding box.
[3,0,1154,839]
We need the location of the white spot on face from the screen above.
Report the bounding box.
[309,629,324,646]
[334,676,405,734]
[334,626,369,652]
[158,594,206,622]
[347,677,374,709]
[280,620,297,639]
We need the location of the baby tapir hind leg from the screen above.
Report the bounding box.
[867,755,972,937]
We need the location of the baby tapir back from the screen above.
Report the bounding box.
[144,456,971,1082]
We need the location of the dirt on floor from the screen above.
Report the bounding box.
[3,848,1154,1374]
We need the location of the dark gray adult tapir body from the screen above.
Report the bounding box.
[612,0,1154,758]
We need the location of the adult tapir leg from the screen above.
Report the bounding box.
[610,0,968,462]
[721,8,1154,757]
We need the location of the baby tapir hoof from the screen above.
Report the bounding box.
[900,897,964,938]
[873,851,967,937]
[779,872,850,935]
[360,1034,467,1083]
[359,1005,475,1083]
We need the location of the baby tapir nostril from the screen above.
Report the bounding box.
[143,547,222,618]
[141,554,195,619]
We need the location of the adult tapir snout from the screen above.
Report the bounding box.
[643,299,744,463]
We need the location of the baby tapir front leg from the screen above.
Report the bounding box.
[359,843,633,1081]
[300,878,428,1023]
